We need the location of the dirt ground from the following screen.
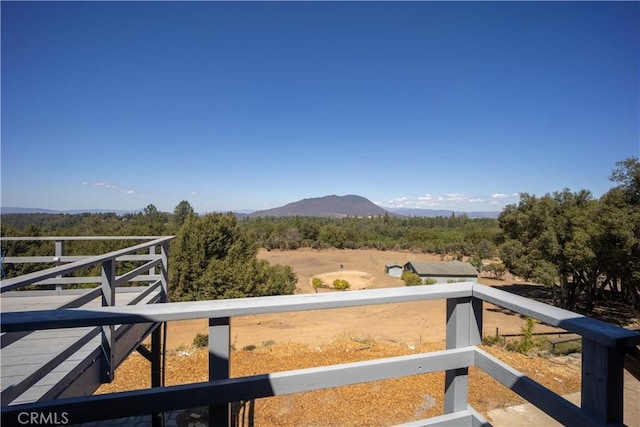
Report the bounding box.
[164,248,565,351]
[99,249,586,425]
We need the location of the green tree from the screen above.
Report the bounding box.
[169,213,296,301]
[172,200,196,232]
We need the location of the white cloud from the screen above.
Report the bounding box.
[381,191,520,211]
[83,181,135,195]
[446,193,468,203]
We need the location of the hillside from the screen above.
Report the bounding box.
[249,194,389,218]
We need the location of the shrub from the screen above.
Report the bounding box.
[484,262,507,280]
[311,277,326,293]
[516,317,536,354]
[332,279,350,290]
[469,255,484,271]
[423,277,438,285]
[193,333,208,348]
[482,334,506,347]
[402,271,422,286]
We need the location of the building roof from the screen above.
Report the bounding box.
[385,263,403,268]
[404,261,478,277]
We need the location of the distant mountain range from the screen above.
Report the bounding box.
[0,207,141,215]
[1,195,500,219]
[385,207,499,219]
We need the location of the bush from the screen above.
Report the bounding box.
[484,262,507,280]
[516,317,536,354]
[469,255,483,271]
[423,277,438,285]
[332,279,350,290]
[402,271,422,286]
[311,277,326,293]
[193,333,208,348]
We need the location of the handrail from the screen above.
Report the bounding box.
[2,275,639,425]
[0,236,174,292]
[2,284,638,348]
[1,236,174,405]
[1,236,167,241]
[1,284,473,332]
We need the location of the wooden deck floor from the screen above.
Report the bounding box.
[0,287,162,406]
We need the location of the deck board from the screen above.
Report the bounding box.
[0,286,162,405]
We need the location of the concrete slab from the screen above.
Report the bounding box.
[487,370,639,427]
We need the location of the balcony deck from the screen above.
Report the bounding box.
[0,236,172,411]
[1,236,639,427]
[1,286,162,405]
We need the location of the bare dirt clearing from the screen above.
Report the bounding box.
[99,340,581,426]
[96,248,637,426]
[163,248,560,350]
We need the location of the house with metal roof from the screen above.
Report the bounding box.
[403,261,478,284]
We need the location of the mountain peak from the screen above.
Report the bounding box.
[249,195,388,218]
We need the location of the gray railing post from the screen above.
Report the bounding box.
[209,317,231,427]
[581,338,625,425]
[101,258,116,383]
[149,244,156,276]
[54,240,65,291]
[444,296,482,413]
[160,242,169,303]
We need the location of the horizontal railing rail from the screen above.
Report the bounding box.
[0,236,174,408]
[1,282,639,427]
[0,236,174,292]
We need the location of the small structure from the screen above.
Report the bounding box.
[385,262,404,278]
[403,260,478,284]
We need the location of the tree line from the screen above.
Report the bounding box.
[498,157,640,315]
[2,157,638,316]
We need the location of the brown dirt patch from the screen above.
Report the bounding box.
[100,249,582,425]
[98,340,580,426]
[162,249,557,351]
[312,270,375,290]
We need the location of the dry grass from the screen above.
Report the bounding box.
[97,339,580,426]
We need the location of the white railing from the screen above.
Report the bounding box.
[1,277,639,426]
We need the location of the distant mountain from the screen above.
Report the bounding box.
[0,207,61,214]
[386,207,455,217]
[249,195,389,218]
[385,207,500,219]
[2,203,500,219]
[0,207,141,215]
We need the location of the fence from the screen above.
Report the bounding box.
[1,237,639,426]
[0,236,173,410]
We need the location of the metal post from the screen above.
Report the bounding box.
[101,259,116,383]
[444,296,482,413]
[581,338,625,424]
[54,240,65,291]
[209,317,230,427]
[151,325,164,427]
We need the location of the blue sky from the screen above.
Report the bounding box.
[2,1,638,213]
